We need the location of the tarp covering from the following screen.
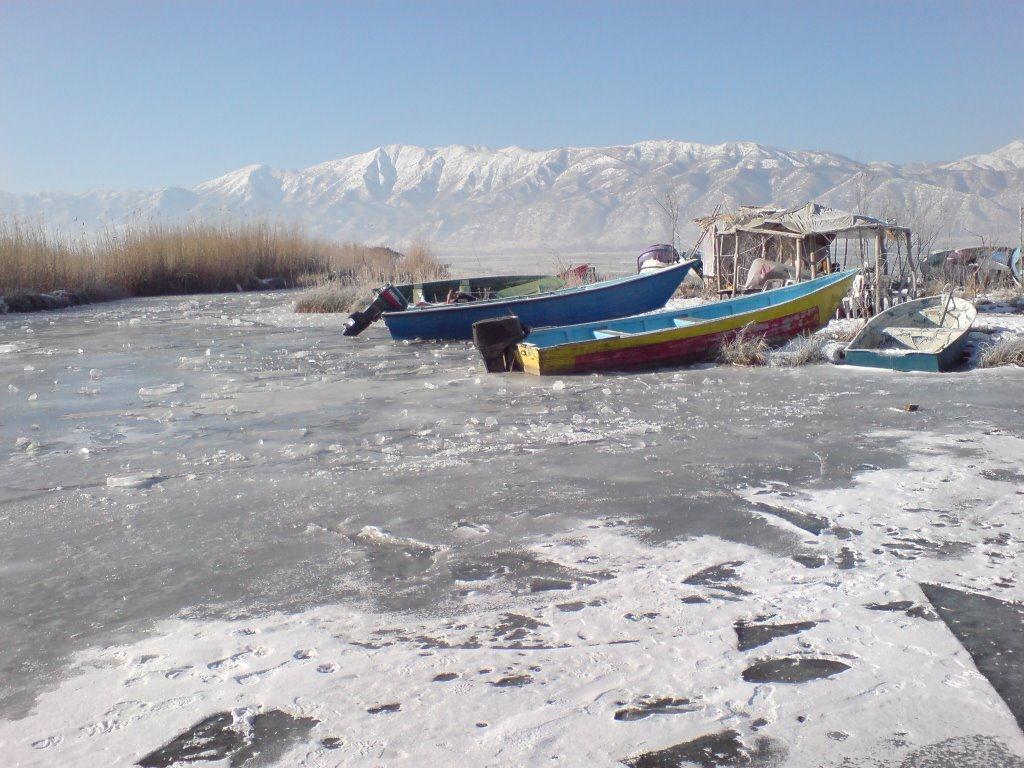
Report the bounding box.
[699,203,904,239]
[742,257,791,290]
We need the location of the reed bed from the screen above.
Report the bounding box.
[0,218,448,312]
[294,243,449,314]
[294,280,372,314]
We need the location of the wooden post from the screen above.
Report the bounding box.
[714,231,721,295]
[810,241,817,279]
[731,234,740,297]
[873,231,884,315]
[794,239,803,283]
[907,230,917,300]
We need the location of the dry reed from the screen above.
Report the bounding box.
[0,218,448,312]
[770,334,825,367]
[718,323,769,366]
[294,280,374,314]
[294,241,449,313]
[979,334,1024,368]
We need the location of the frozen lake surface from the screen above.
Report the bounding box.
[1,290,1023,767]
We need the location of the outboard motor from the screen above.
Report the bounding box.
[343,284,408,336]
[472,316,529,373]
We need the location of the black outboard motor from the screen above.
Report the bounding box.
[472,316,529,373]
[343,284,409,336]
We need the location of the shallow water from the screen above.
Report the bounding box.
[1,291,1023,766]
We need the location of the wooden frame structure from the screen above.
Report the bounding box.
[697,204,914,315]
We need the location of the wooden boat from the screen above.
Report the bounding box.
[343,273,565,336]
[840,292,976,372]
[511,269,858,375]
[381,259,700,341]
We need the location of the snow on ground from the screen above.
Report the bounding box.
[1,290,1023,767]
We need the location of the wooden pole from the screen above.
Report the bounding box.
[731,234,740,297]
[714,231,721,295]
[874,231,884,315]
[906,230,915,299]
[794,239,803,283]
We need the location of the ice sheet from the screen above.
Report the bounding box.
[1,290,1023,766]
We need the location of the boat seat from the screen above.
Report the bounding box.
[593,329,635,339]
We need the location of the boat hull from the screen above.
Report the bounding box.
[382,260,696,341]
[841,294,977,373]
[842,339,970,372]
[516,271,856,375]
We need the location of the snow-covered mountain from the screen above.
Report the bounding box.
[3,140,1022,260]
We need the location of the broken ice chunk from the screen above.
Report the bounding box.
[138,383,184,398]
[106,471,164,489]
[14,437,42,453]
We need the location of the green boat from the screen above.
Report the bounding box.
[403,274,565,304]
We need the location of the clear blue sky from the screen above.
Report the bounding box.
[2,0,1022,193]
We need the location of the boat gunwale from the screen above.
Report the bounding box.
[381,259,700,319]
[520,269,859,353]
[399,273,554,291]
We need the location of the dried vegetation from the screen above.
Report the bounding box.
[717,323,769,366]
[0,218,448,313]
[979,334,1024,368]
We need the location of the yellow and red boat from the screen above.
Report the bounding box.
[511,269,858,375]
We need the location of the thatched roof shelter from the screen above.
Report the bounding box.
[696,203,914,314]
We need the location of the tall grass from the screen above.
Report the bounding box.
[294,242,449,314]
[770,334,825,367]
[979,334,1024,368]
[717,323,769,366]
[293,281,369,314]
[0,219,448,309]
[0,220,102,297]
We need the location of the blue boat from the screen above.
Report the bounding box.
[840,293,977,372]
[381,259,700,341]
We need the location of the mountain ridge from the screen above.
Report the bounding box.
[3,139,1022,259]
